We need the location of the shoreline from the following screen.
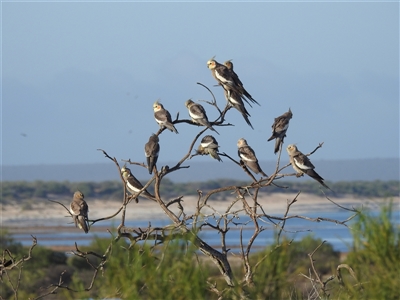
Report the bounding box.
[2,194,398,253]
[2,193,398,228]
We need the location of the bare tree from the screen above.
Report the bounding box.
[3,82,361,299]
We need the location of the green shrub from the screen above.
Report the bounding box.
[65,237,211,299]
[245,235,340,299]
[344,199,400,299]
[0,230,70,299]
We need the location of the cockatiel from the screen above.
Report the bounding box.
[185,99,219,134]
[268,108,293,154]
[196,135,222,161]
[237,138,268,177]
[286,144,331,190]
[121,166,156,202]
[207,57,259,107]
[153,101,178,134]
[144,134,160,174]
[70,191,89,233]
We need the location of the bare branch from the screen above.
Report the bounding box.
[337,263,362,290]
[306,142,324,156]
[2,236,37,272]
[48,199,72,216]
[308,240,326,287]
[219,152,259,182]
[277,191,301,244]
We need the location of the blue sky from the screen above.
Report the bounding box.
[2,1,399,166]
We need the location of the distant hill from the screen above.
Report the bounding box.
[1,158,399,182]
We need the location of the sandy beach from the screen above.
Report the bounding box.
[2,193,398,228]
[2,193,398,254]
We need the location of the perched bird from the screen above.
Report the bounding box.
[153,101,178,134]
[185,99,219,134]
[144,134,160,174]
[70,191,89,233]
[196,135,222,161]
[268,108,293,154]
[121,167,156,202]
[286,144,331,190]
[207,58,235,89]
[207,57,259,107]
[223,59,259,106]
[224,89,253,129]
[237,138,268,177]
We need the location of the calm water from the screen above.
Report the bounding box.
[9,210,399,253]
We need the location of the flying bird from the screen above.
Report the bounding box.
[70,191,89,233]
[206,57,259,107]
[237,138,268,177]
[268,108,293,154]
[185,99,219,134]
[286,144,331,190]
[224,89,253,129]
[153,101,178,134]
[144,134,160,174]
[121,166,156,202]
[196,135,222,161]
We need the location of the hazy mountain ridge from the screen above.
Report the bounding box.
[1,158,398,182]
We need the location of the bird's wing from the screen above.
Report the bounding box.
[126,175,144,193]
[293,153,315,170]
[154,110,168,124]
[189,104,206,119]
[214,65,234,85]
[239,146,257,162]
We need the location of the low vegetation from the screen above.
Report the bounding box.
[1,179,398,204]
[1,201,398,299]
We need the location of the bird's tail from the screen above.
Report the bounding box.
[242,88,260,106]
[274,137,281,154]
[209,125,220,135]
[169,125,179,134]
[242,113,254,130]
[267,134,275,142]
[307,169,333,191]
[77,215,89,233]
[209,150,222,162]
[144,191,157,202]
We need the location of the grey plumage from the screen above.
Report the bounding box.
[153,101,178,133]
[121,167,156,202]
[223,60,259,106]
[286,144,331,190]
[185,99,219,134]
[70,190,89,233]
[268,108,293,154]
[144,134,160,174]
[237,138,268,177]
[207,58,259,107]
[196,135,222,161]
[224,89,253,129]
